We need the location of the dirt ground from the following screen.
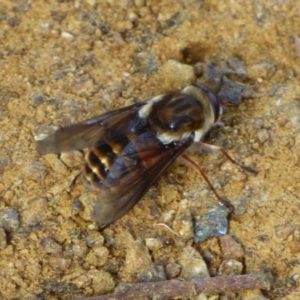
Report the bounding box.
[0,0,299,299]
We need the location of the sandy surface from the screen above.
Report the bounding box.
[0,0,299,299]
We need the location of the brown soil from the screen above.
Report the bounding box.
[0,0,299,299]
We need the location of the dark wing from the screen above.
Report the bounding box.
[93,133,194,226]
[36,102,146,154]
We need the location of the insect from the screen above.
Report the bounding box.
[37,83,250,227]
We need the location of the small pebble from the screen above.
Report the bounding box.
[61,31,74,41]
[23,294,40,300]
[72,199,84,214]
[87,269,115,294]
[275,225,295,240]
[49,257,72,272]
[7,17,21,27]
[161,210,176,223]
[25,260,41,281]
[227,55,247,77]
[134,0,146,7]
[164,59,196,84]
[102,228,116,248]
[289,241,300,254]
[145,238,163,251]
[295,35,300,58]
[219,235,244,260]
[53,72,63,80]
[71,242,88,257]
[104,258,120,274]
[60,151,83,168]
[51,10,67,22]
[137,264,166,282]
[124,239,152,276]
[34,126,58,141]
[172,210,194,241]
[86,231,104,248]
[194,205,229,243]
[294,227,300,241]
[78,191,98,223]
[292,273,299,281]
[132,52,158,74]
[22,162,47,181]
[166,263,181,279]
[247,118,264,133]
[39,22,52,31]
[40,237,62,255]
[162,237,175,247]
[85,246,109,267]
[86,0,97,7]
[0,228,7,250]
[30,93,47,107]
[21,198,49,226]
[178,247,209,280]
[201,250,220,275]
[232,197,248,216]
[256,129,269,144]
[160,184,179,205]
[219,259,243,275]
[74,274,91,289]
[0,208,20,232]
[222,77,257,105]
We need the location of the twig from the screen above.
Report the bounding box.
[192,273,270,294]
[153,223,179,236]
[73,273,270,300]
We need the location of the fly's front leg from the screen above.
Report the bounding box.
[181,153,234,211]
[193,142,258,175]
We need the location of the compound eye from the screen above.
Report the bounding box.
[192,83,222,123]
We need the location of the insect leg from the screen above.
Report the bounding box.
[181,153,233,210]
[194,143,258,175]
[70,171,83,188]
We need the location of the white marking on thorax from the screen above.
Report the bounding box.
[156,128,207,145]
[138,95,164,119]
[156,131,191,144]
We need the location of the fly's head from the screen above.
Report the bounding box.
[146,84,222,144]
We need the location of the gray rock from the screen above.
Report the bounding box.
[194,205,229,243]
[0,208,20,233]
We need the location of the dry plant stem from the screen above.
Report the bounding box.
[192,273,270,293]
[74,273,270,300]
[153,223,179,236]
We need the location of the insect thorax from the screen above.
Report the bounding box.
[82,85,217,190]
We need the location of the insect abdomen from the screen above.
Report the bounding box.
[82,129,175,191]
[83,139,130,189]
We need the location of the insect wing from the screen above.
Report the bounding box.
[36,102,145,154]
[93,132,194,226]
